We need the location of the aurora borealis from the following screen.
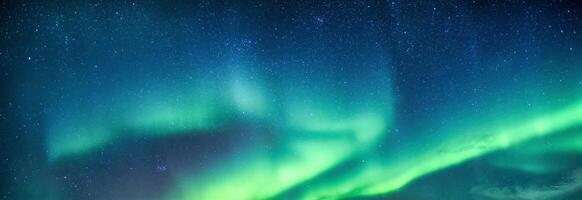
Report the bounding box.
[1,1,582,200]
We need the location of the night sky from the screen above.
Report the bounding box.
[1,1,582,200]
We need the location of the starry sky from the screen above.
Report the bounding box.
[1,1,582,200]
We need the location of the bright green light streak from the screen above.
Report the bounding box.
[302,100,582,199]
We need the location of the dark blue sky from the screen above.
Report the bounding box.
[1,1,582,200]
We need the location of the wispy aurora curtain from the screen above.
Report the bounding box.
[1,1,581,200]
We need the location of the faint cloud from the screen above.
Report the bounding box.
[471,169,582,200]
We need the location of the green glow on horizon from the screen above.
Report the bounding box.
[300,100,582,199]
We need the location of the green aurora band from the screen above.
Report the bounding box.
[6,1,582,200]
[298,100,582,199]
[47,63,395,199]
[45,62,582,200]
